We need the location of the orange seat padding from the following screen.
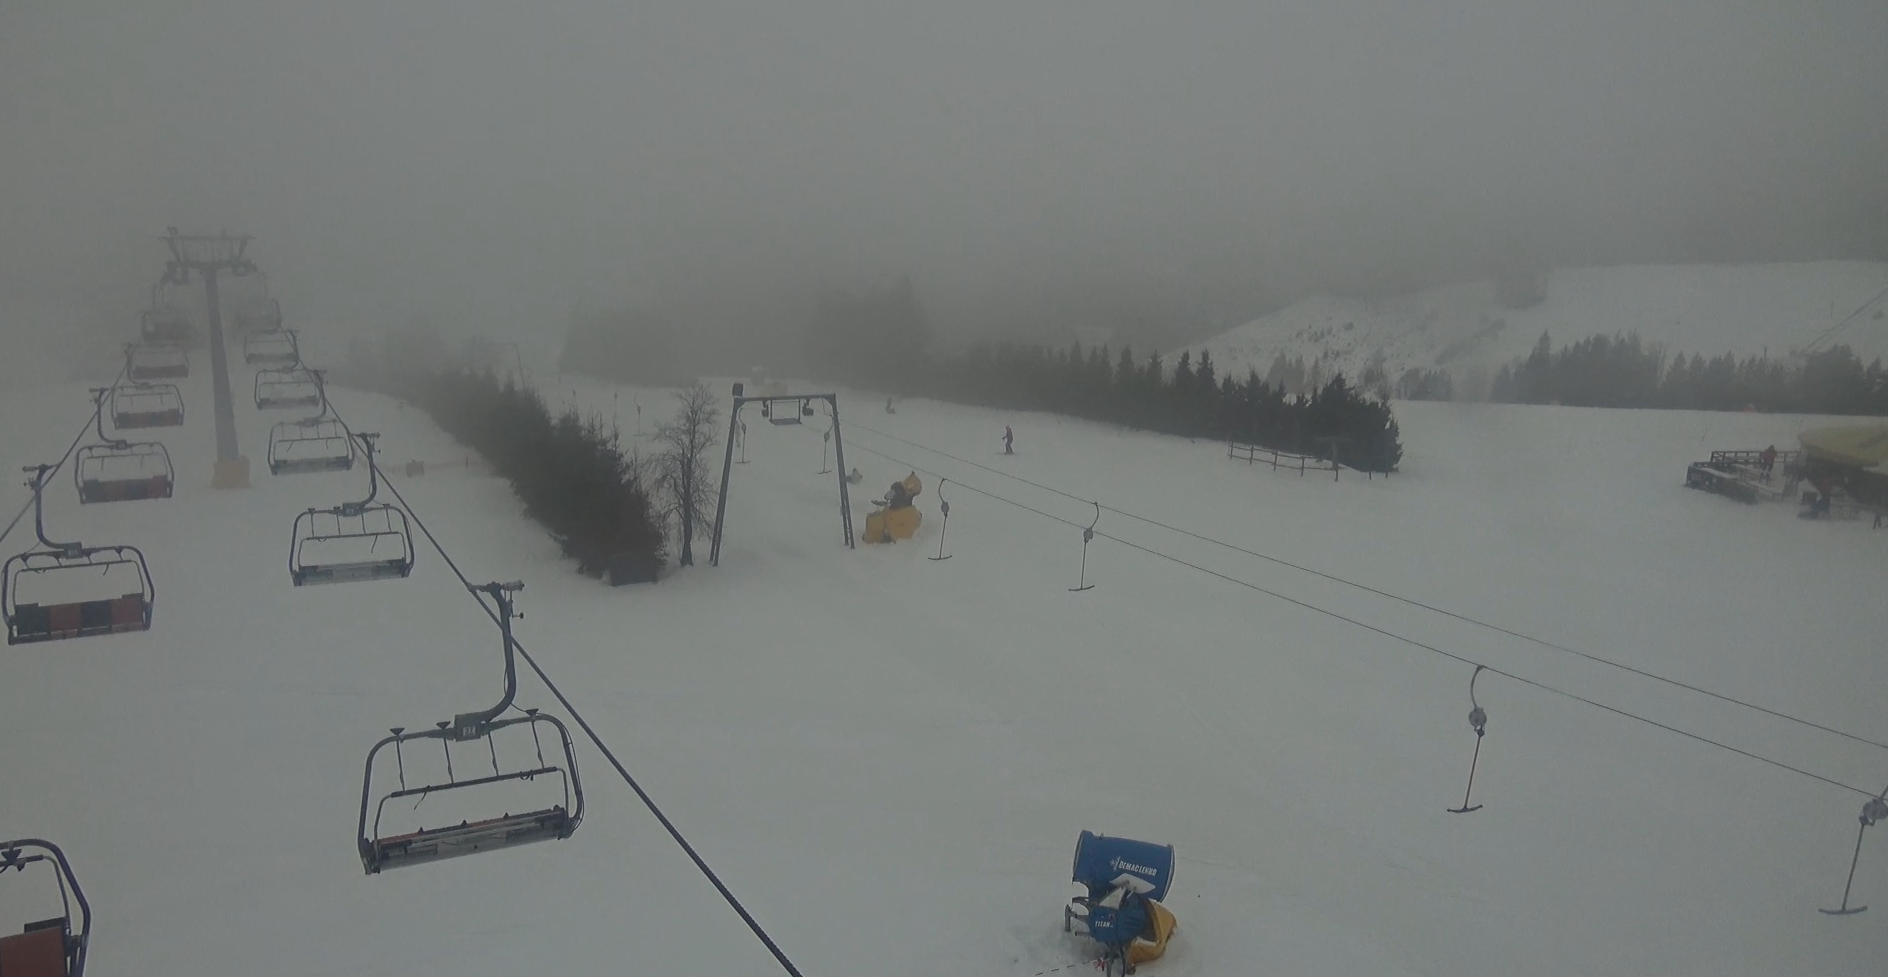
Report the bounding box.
[110,595,147,630]
[0,925,68,977]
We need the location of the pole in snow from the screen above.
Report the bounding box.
[1820,789,1887,915]
[928,478,952,561]
[1069,502,1099,592]
[1448,666,1489,813]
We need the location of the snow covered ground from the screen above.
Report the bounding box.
[1176,261,1888,393]
[2,356,1886,975]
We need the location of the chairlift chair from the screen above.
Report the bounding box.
[243,329,300,367]
[107,383,184,430]
[139,304,195,348]
[359,582,585,873]
[74,389,173,503]
[764,398,810,426]
[269,419,356,475]
[124,343,188,381]
[255,367,323,410]
[266,371,354,475]
[234,296,282,334]
[3,466,153,645]
[0,839,92,977]
[289,434,415,585]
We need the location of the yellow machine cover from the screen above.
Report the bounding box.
[1127,900,1178,967]
[1798,425,1888,469]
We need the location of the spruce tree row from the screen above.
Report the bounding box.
[411,370,667,579]
[902,342,1403,472]
[1490,333,1888,415]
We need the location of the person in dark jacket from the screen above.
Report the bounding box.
[1003,425,1014,455]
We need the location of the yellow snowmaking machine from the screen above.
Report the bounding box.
[863,472,923,544]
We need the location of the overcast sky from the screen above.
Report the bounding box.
[4,0,1886,345]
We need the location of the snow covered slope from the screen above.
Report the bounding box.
[1178,261,1888,394]
[2,360,1885,976]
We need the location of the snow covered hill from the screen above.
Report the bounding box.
[2,358,1885,976]
[1176,262,1888,397]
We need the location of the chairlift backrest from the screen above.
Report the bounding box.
[0,840,91,977]
[356,582,584,873]
[108,384,184,430]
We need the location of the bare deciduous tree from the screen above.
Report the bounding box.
[652,382,721,566]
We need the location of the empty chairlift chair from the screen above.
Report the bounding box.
[107,383,184,430]
[762,397,813,426]
[124,342,188,381]
[139,304,195,348]
[243,329,300,367]
[74,388,174,504]
[359,582,584,873]
[289,433,415,585]
[0,840,92,977]
[3,465,153,645]
[234,296,282,335]
[269,419,355,475]
[267,370,354,475]
[255,367,322,410]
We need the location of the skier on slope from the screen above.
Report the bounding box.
[1003,425,1014,455]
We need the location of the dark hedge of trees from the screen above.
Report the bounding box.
[559,278,1403,471]
[896,342,1402,471]
[411,370,667,580]
[1490,332,1888,415]
[789,280,1403,471]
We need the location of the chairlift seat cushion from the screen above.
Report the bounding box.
[368,807,571,872]
[272,456,352,476]
[293,558,411,586]
[11,604,52,640]
[0,924,68,977]
[48,603,84,637]
[110,594,147,631]
[115,410,183,429]
[81,476,170,503]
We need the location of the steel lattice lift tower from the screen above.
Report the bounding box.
[161,228,260,488]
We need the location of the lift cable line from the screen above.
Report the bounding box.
[0,360,131,548]
[841,438,1882,799]
[1802,284,1888,356]
[844,421,1888,754]
[316,394,808,977]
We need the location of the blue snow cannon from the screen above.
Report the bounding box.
[1064,831,1177,975]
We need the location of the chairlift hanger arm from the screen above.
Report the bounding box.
[89,389,128,449]
[452,581,525,732]
[21,464,81,553]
